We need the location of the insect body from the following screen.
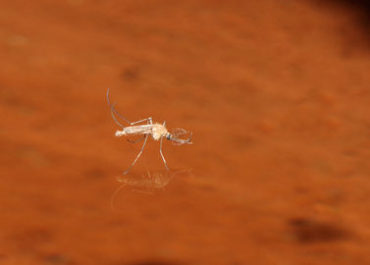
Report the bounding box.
[115,123,169,140]
[107,88,192,175]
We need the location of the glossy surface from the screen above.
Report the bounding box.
[0,1,369,264]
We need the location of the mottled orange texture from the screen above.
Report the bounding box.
[0,1,369,265]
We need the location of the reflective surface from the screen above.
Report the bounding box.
[111,169,193,210]
[0,1,370,265]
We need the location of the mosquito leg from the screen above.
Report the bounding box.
[160,136,169,171]
[106,88,131,125]
[123,134,149,175]
[130,117,153,125]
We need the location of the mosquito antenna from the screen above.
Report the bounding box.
[106,88,131,125]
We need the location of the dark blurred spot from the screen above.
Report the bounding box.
[342,148,358,157]
[229,133,255,150]
[288,217,350,243]
[84,168,105,179]
[197,183,216,191]
[121,67,140,81]
[312,0,370,39]
[23,228,53,243]
[12,228,54,251]
[125,261,182,265]
[19,145,48,167]
[43,254,70,265]
[334,0,370,13]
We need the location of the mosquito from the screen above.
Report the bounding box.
[107,88,192,175]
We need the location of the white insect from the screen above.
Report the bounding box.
[107,88,192,174]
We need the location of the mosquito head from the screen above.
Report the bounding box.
[167,128,192,145]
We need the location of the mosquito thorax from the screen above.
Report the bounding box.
[151,123,168,140]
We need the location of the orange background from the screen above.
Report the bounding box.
[1,1,369,264]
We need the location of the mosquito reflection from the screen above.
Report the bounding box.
[110,168,192,210]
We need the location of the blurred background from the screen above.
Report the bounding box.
[1,0,369,264]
